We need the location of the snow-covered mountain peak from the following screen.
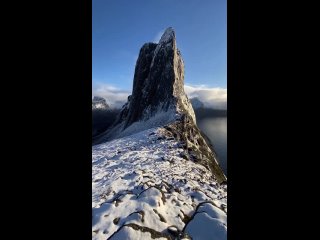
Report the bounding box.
[92,96,109,110]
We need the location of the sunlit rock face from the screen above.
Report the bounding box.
[123,27,195,127]
[97,28,195,142]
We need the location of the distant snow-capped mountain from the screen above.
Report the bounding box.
[92,96,109,110]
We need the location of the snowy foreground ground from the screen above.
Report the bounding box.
[92,127,227,240]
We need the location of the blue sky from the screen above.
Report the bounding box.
[92,0,227,108]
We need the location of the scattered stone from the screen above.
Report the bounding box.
[167,225,180,236]
[153,209,167,223]
[113,217,120,225]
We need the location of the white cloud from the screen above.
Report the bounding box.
[184,84,227,110]
[153,29,165,43]
[92,83,130,108]
[92,83,227,110]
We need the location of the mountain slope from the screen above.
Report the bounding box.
[92,128,227,240]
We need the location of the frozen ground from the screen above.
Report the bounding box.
[92,127,227,240]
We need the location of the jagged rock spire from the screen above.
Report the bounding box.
[123,27,195,128]
[95,28,196,142]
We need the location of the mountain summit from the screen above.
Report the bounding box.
[96,28,195,141]
[123,27,195,127]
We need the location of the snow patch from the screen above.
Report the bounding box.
[92,127,227,239]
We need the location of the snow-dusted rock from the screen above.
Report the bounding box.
[94,27,195,143]
[92,128,227,240]
[92,96,110,110]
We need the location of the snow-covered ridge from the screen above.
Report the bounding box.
[92,128,227,240]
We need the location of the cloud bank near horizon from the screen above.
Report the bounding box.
[184,84,227,110]
[92,83,227,110]
[92,83,130,108]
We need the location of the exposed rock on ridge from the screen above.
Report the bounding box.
[164,114,226,183]
[124,27,195,127]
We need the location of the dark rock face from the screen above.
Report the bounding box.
[125,43,157,127]
[114,27,195,130]
[164,114,227,183]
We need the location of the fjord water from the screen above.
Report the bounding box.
[197,117,227,176]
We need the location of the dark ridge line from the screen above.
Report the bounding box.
[127,210,145,223]
[181,201,222,233]
[153,209,167,223]
[136,185,167,204]
[100,190,134,207]
[107,223,172,240]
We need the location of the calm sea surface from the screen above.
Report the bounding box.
[197,117,227,175]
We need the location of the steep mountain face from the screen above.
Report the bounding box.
[124,27,195,126]
[92,96,110,110]
[190,97,205,109]
[92,28,227,239]
[95,28,195,142]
